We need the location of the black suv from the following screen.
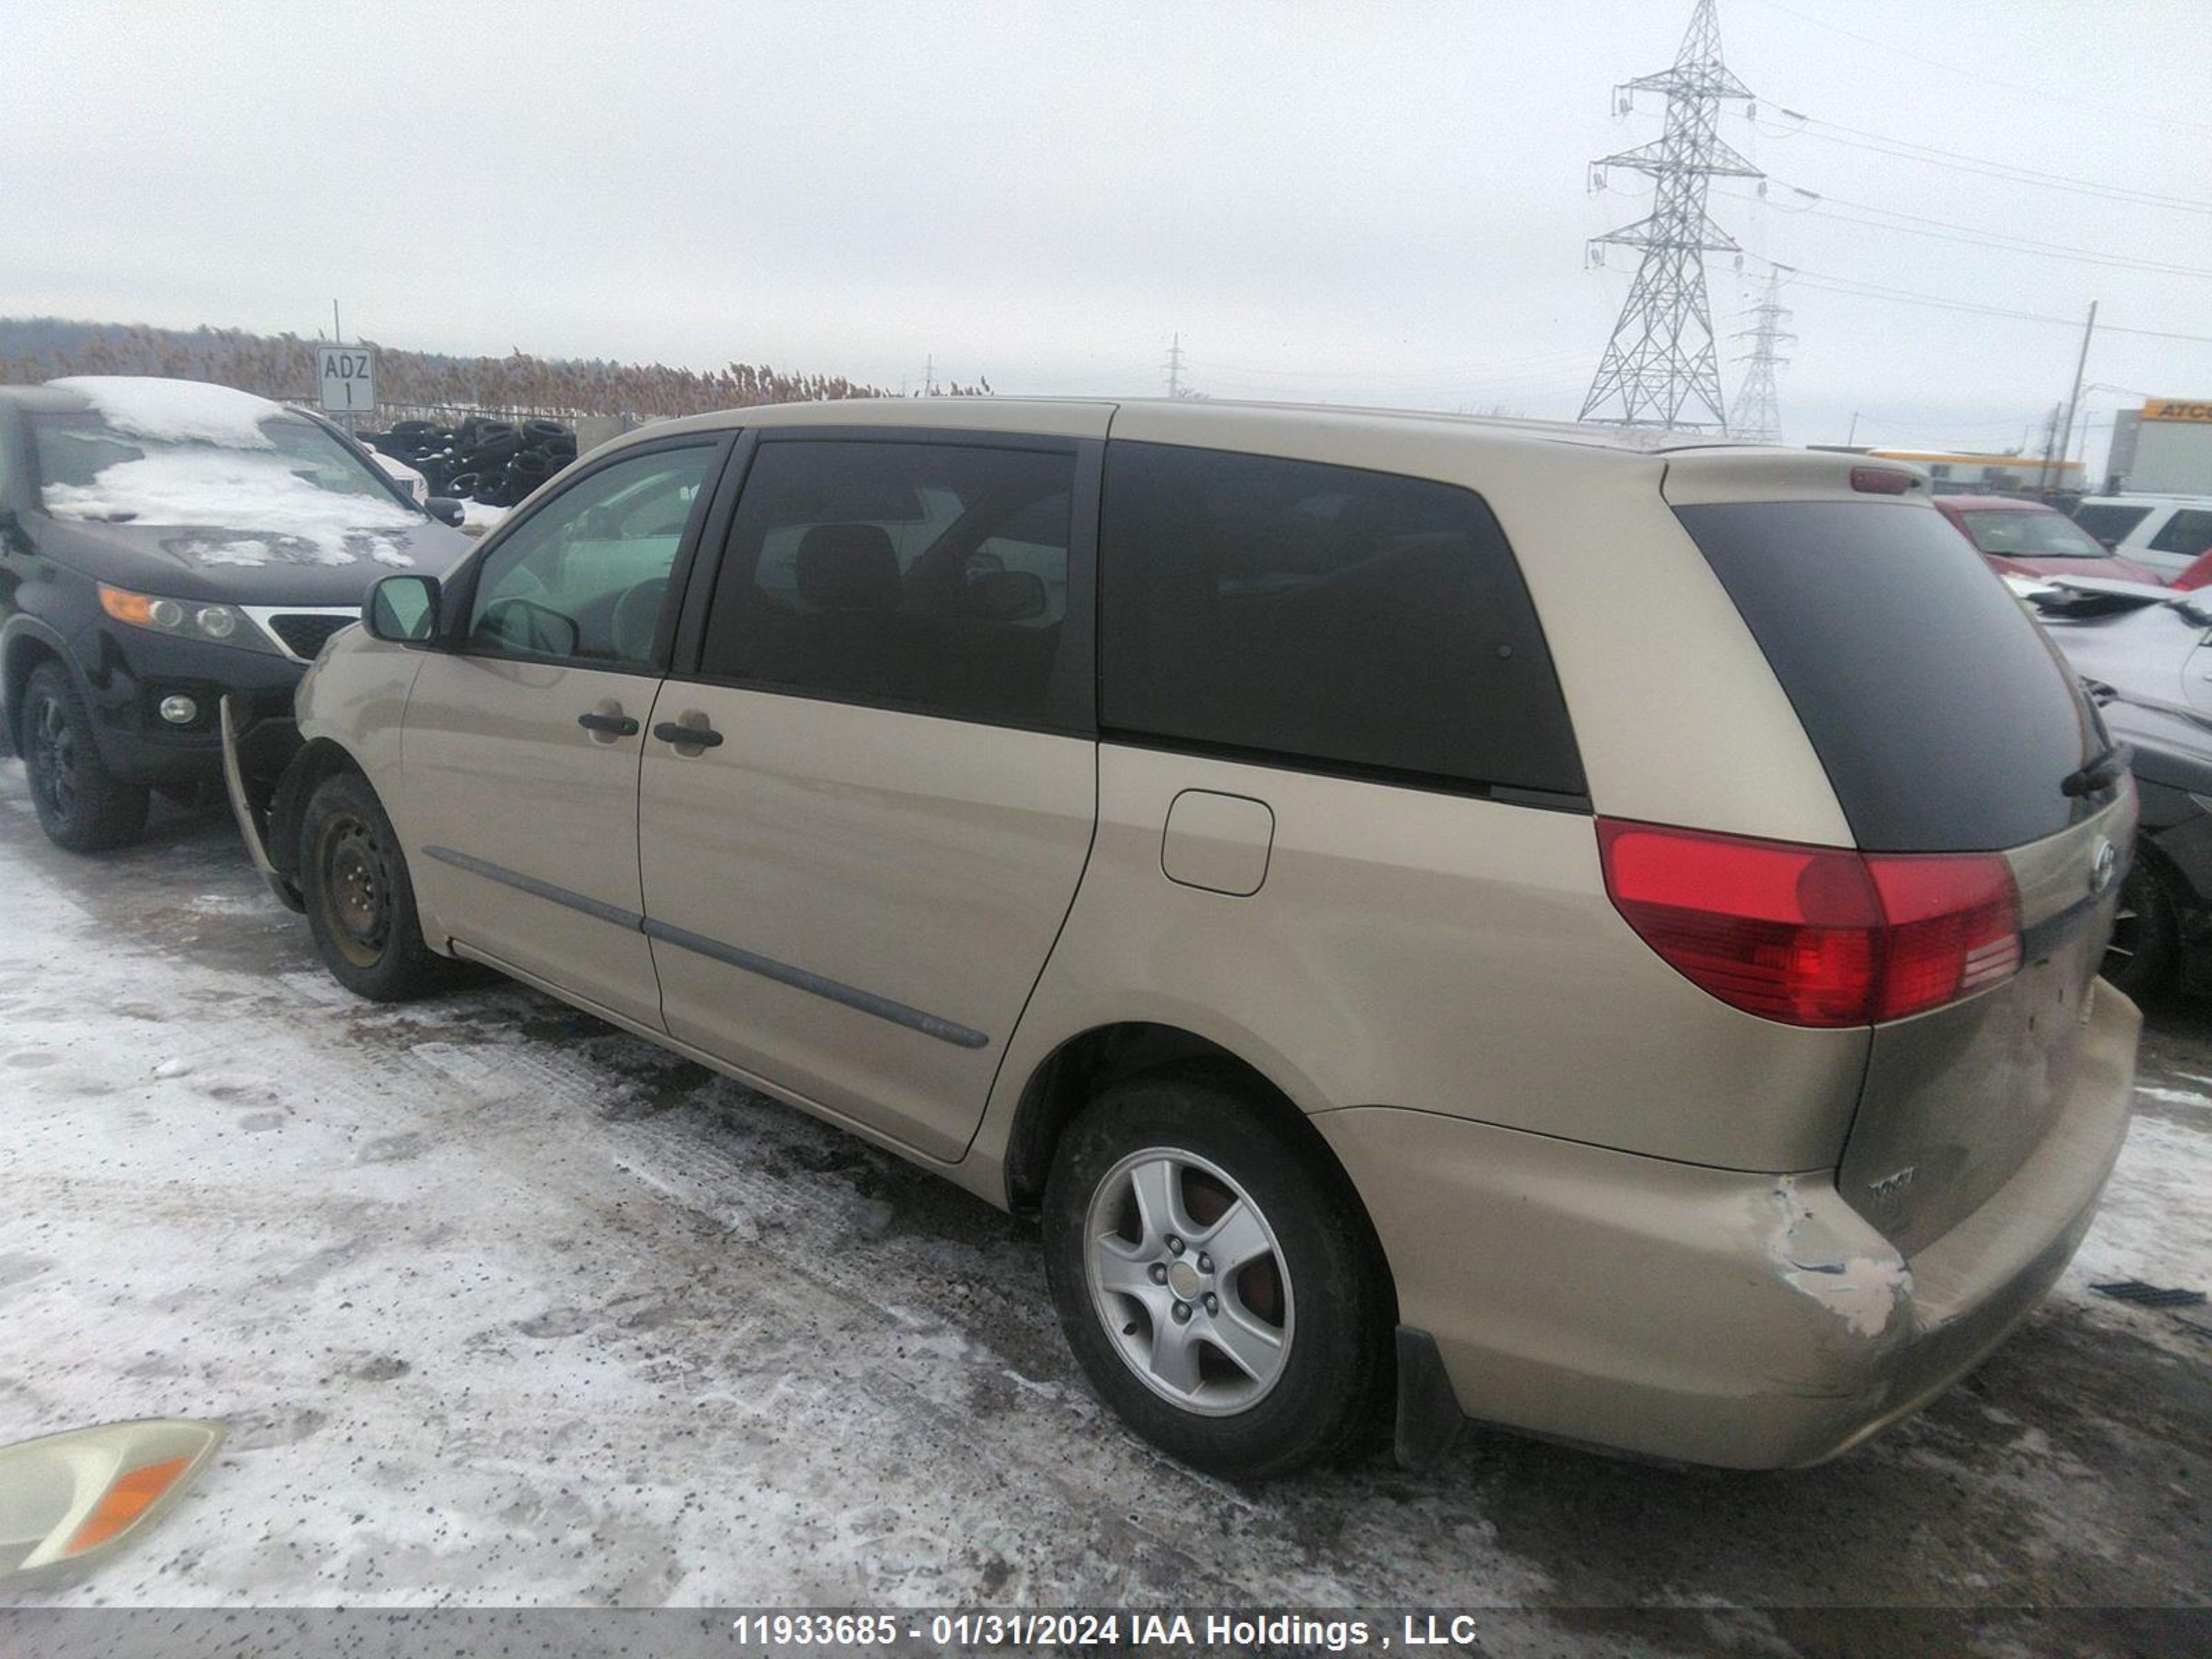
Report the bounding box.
[0,377,471,850]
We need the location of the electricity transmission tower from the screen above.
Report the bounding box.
[1164,332,1189,398]
[1730,268,1793,442]
[1580,0,1762,431]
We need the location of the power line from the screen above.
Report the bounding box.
[1747,107,2212,216]
[1756,259,2212,346]
[1745,0,2212,139]
[1721,181,2212,279]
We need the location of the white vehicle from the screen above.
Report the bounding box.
[362,442,429,507]
[2072,494,2212,579]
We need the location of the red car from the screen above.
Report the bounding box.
[2172,546,2212,592]
[1933,494,2164,584]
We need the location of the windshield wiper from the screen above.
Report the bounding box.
[2061,740,2132,798]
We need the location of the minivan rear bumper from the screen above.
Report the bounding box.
[1316,982,2139,1470]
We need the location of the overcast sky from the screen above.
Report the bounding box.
[6,1,2207,469]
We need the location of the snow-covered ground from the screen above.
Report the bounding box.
[0,758,2205,1648]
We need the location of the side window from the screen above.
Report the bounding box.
[1099,440,1584,796]
[467,444,715,667]
[2071,504,2151,543]
[2150,509,2212,557]
[698,439,1079,727]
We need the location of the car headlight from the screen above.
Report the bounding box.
[97,584,281,655]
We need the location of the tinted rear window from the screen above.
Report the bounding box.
[1676,500,2097,852]
[2072,503,2151,543]
[1100,441,1584,798]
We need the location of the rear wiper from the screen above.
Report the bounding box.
[2061,741,2132,798]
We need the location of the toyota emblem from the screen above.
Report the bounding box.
[2090,838,2118,897]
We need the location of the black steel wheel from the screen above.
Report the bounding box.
[299,770,451,1001]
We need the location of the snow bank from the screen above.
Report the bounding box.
[460,499,512,535]
[50,375,285,450]
[45,448,423,565]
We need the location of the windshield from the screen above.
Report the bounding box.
[1956,508,2108,560]
[27,407,425,565]
[31,410,402,514]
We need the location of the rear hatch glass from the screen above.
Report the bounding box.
[1679,496,2126,1252]
[1674,499,2101,853]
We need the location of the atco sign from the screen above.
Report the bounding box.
[315,345,377,415]
[2142,397,2212,423]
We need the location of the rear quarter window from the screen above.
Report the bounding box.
[1676,499,2099,853]
[1099,441,1584,798]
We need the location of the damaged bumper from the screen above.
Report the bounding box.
[1320,984,2140,1470]
[218,694,306,913]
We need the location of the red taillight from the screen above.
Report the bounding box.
[1849,467,1916,495]
[1596,818,2021,1028]
[1864,854,2021,1020]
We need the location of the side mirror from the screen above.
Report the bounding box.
[425,496,466,528]
[968,568,1048,622]
[364,574,442,644]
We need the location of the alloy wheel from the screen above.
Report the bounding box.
[26,694,78,826]
[1084,1146,1294,1416]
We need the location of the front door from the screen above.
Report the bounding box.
[401,438,724,1028]
[637,430,1101,1160]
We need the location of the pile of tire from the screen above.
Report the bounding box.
[359,416,578,509]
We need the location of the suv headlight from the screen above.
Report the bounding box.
[97,585,281,655]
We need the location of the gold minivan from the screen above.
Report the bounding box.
[225,399,2140,1479]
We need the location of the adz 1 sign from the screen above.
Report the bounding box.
[316,345,376,415]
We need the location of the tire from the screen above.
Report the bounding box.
[298,769,451,1001]
[2103,859,2178,1002]
[1042,1074,1388,1479]
[18,661,149,852]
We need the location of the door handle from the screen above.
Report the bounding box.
[653,720,724,749]
[577,711,640,736]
